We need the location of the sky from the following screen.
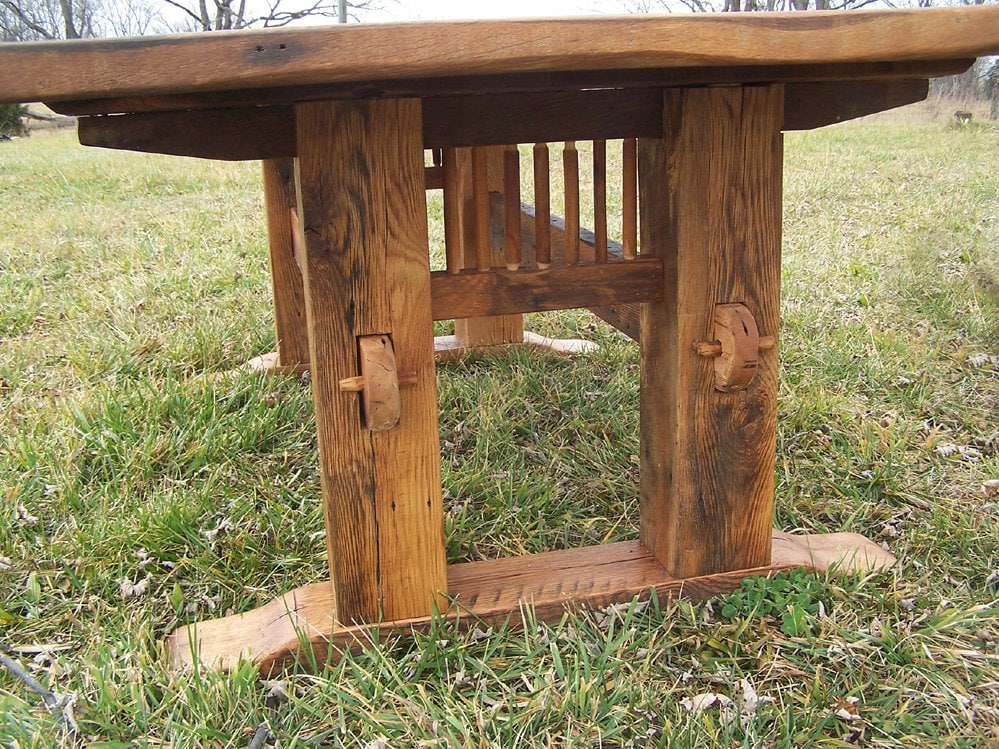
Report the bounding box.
[362,0,639,22]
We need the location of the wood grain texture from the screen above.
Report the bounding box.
[442,147,466,275]
[78,79,931,163]
[262,158,309,370]
[453,145,525,347]
[164,529,892,674]
[431,258,664,320]
[593,140,608,264]
[3,7,996,105]
[495,195,626,270]
[78,107,295,160]
[783,78,929,130]
[503,146,522,271]
[622,138,638,260]
[639,85,783,579]
[472,147,492,271]
[533,143,552,269]
[423,88,663,148]
[51,59,972,118]
[357,334,402,432]
[486,192,641,339]
[590,303,641,342]
[563,142,580,267]
[295,98,445,624]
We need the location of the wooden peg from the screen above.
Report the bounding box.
[693,303,775,392]
[338,335,417,431]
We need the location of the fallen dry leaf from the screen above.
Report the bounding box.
[681,692,732,713]
[15,505,38,527]
[118,576,150,599]
[834,695,862,722]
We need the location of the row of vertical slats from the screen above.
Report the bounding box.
[441,140,639,274]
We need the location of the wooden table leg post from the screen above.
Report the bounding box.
[257,157,309,373]
[295,98,447,624]
[638,85,784,578]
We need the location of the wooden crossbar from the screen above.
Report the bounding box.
[430,258,663,321]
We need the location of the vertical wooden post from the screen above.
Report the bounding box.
[639,85,783,578]
[295,98,446,624]
[453,145,524,347]
[263,158,309,369]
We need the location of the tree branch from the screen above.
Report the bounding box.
[0,652,79,739]
[161,0,206,27]
[0,0,55,39]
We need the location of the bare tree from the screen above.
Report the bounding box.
[1,0,160,40]
[160,0,376,31]
[620,0,926,12]
[1,0,378,40]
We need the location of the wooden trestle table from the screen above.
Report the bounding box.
[2,7,998,674]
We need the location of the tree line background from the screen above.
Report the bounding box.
[0,0,372,37]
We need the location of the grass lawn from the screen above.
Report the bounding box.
[1,110,997,747]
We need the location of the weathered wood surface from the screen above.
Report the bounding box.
[424,88,663,148]
[639,85,783,579]
[450,146,525,349]
[783,78,929,130]
[487,193,641,340]
[295,98,445,624]
[431,258,664,321]
[75,79,935,162]
[164,530,895,674]
[262,158,309,370]
[3,7,997,106]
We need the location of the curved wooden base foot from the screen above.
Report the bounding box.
[245,351,309,375]
[243,332,600,374]
[164,530,894,675]
[434,331,598,361]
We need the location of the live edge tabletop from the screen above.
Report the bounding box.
[2,8,998,674]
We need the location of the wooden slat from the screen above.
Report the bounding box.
[4,8,996,104]
[77,78,936,162]
[472,147,491,271]
[164,530,895,674]
[593,139,608,264]
[262,158,309,369]
[533,143,552,269]
[563,142,580,267]
[622,138,638,260]
[493,194,621,264]
[639,84,783,579]
[453,146,525,347]
[503,145,521,271]
[430,258,664,320]
[296,98,445,624]
[488,192,640,339]
[442,147,466,274]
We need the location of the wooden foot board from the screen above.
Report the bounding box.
[165,531,893,675]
